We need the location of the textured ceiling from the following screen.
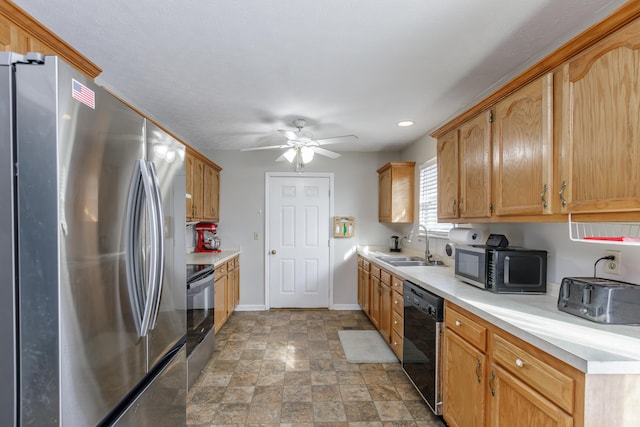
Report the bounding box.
[14,0,628,154]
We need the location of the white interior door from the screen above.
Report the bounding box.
[268,175,330,308]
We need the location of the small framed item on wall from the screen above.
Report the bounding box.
[333,216,355,238]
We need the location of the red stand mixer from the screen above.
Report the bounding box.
[195,223,221,253]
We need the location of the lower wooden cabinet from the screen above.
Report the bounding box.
[214,255,240,333]
[443,320,487,427]
[357,256,404,361]
[443,301,583,427]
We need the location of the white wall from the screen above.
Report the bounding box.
[202,149,410,308]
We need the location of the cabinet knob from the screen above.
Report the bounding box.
[455,320,461,327]
[394,300,399,305]
[515,358,524,368]
[394,320,398,325]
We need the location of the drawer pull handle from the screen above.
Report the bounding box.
[455,320,461,327]
[515,358,524,368]
[475,359,482,383]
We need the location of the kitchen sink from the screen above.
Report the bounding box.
[376,256,445,267]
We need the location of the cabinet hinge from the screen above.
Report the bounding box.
[489,111,494,123]
[489,203,494,214]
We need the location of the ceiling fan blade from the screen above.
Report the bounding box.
[240,144,288,152]
[314,135,359,146]
[277,130,298,140]
[312,146,342,159]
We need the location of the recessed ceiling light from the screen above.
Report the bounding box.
[397,121,414,127]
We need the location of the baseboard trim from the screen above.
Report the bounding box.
[235,304,267,311]
[332,304,362,311]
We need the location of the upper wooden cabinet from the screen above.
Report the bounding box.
[459,111,492,219]
[561,18,640,214]
[493,74,554,216]
[186,149,221,222]
[0,2,101,79]
[437,130,460,220]
[377,162,415,223]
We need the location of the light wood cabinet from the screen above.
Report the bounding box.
[369,265,381,329]
[437,130,460,220]
[443,305,488,427]
[377,162,415,223]
[357,258,404,361]
[203,163,220,221]
[561,17,640,214]
[0,2,101,79]
[459,111,493,219]
[493,74,554,216]
[213,266,227,333]
[186,149,222,222]
[213,255,240,333]
[444,301,584,427]
[489,365,572,427]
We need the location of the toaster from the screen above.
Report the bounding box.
[557,277,640,325]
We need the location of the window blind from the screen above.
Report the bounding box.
[419,159,452,235]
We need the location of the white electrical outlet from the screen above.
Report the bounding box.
[605,250,622,275]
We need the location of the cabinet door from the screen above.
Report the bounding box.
[369,275,380,329]
[562,19,640,213]
[494,74,553,216]
[378,168,392,222]
[459,111,492,219]
[362,269,370,316]
[437,130,460,220]
[213,275,227,333]
[379,283,392,343]
[202,164,220,221]
[357,263,364,308]
[192,157,204,220]
[233,258,240,309]
[489,365,572,427]
[185,152,195,220]
[443,328,486,427]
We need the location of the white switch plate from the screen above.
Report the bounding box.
[605,250,622,275]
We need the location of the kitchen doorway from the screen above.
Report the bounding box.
[265,173,333,308]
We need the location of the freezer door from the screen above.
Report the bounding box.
[15,57,149,425]
[0,58,17,425]
[111,344,187,427]
[145,121,187,370]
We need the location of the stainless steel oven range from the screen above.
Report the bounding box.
[186,263,215,389]
[402,280,444,415]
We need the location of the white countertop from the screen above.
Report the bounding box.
[358,246,640,375]
[186,249,240,267]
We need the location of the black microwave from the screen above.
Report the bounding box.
[454,245,548,293]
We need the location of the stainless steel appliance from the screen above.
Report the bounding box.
[455,245,547,293]
[186,264,216,389]
[0,53,187,426]
[402,280,444,415]
[558,277,640,324]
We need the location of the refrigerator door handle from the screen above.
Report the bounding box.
[147,161,165,330]
[125,160,160,338]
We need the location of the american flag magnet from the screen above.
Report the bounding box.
[72,79,95,109]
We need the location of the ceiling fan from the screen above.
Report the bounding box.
[240,119,358,171]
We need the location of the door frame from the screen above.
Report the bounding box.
[264,172,334,310]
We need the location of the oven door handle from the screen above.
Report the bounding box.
[188,271,215,292]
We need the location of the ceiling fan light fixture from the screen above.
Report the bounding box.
[300,146,315,163]
[397,120,414,127]
[283,148,297,163]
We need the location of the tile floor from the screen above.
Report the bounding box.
[187,309,446,426]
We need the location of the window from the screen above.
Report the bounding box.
[419,158,452,236]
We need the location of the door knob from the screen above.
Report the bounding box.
[271,250,277,255]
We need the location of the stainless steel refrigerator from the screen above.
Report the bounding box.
[0,52,187,426]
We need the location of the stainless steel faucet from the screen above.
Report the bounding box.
[407,224,436,264]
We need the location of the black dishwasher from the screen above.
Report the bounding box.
[402,280,444,415]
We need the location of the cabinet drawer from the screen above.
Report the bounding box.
[370,264,381,278]
[492,333,574,414]
[445,305,486,352]
[362,259,370,271]
[227,260,234,271]
[391,329,403,360]
[392,310,403,335]
[215,265,227,279]
[380,269,391,285]
[391,276,403,295]
[392,290,403,315]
